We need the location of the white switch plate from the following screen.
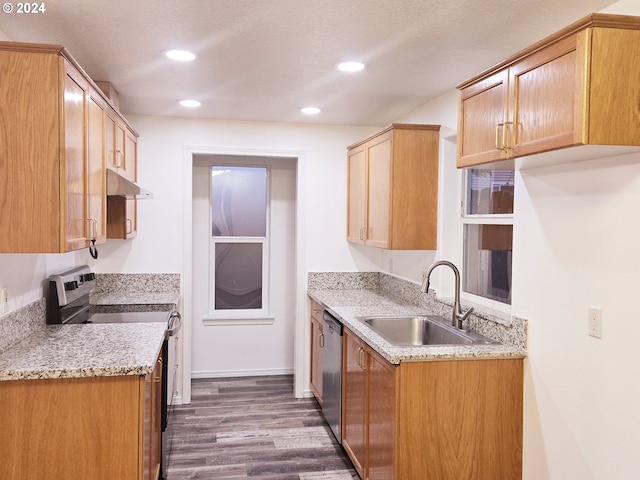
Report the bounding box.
[588,306,603,339]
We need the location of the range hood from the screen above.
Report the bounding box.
[106,169,153,199]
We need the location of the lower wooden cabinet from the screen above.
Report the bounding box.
[0,353,162,480]
[309,299,324,403]
[342,328,523,480]
[147,354,163,480]
[342,329,395,480]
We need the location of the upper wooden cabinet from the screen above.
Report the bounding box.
[0,43,108,253]
[347,124,440,250]
[104,106,139,240]
[457,13,640,168]
[0,41,141,253]
[102,92,138,183]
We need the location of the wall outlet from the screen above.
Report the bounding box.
[588,306,603,339]
[0,286,7,315]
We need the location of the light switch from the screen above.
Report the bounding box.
[588,306,603,339]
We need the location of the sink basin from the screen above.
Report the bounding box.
[360,315,497,346]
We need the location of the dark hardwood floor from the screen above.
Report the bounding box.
[167,375,358,479]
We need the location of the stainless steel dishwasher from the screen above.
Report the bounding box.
[322,310,343,444]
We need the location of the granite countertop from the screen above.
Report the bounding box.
[0,322,166,381]
[308,289,527,364]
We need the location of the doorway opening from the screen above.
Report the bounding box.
[190,153,298,378]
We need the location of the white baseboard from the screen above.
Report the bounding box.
[191,367,294,379]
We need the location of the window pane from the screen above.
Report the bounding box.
[463,224,512,304]
[215,243,263,309]
[466,169,514,215]
[211,166,267,236]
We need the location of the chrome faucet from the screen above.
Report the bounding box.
[420,260,474,330]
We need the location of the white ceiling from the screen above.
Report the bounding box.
[0,0,619,126]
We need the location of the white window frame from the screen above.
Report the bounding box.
[460,169,513,313]
[203,164,274,325]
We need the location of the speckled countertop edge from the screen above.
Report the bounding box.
[0,323,166,381]
[90,292,180,307]
[308,289,527,365]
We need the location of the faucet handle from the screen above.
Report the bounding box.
[454,306,474,330]
[461,306,474,321]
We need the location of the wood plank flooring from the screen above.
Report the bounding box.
[167,375,358,479]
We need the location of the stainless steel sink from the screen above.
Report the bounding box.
[360,315,497,346]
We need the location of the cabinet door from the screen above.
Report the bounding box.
[150,355,163,480]
[0,376,140,480]
[365,132,391,248]
[107,196,136,239]
[141,354,162,480]
[347,143,367,244]
[124,128,138,237]
[510,34,579,158]
[142,370,152,480]
[457,70,509,167]
[87,91,106,246]
[106,127,137,239]
[342,330,367,478]
[63,69,89,252]
[310,314,324,402]
[367,348,397,480]
[124,127,137,181]
[105,109,120,173]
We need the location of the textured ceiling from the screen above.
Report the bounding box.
[0,0,620,126]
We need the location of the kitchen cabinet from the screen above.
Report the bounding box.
[0,43,108,253]
[104,105,138,182]
[0,351,163,480]
[147,353,163,480]
[342,327,523,480]
[457,13,640,168]
[103,87,139,239]
[107,196,138,239]
[347,123,440,250]
[342,329,395,479]
[309,299,324,403]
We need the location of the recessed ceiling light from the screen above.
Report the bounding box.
[179,99,201,108]
[300,106,321,115]
[165,49,196,61]
[337,61,365,72]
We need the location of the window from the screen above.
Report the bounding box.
[462,169,514,305]
[209,165,269,316]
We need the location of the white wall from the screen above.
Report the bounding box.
[514,155,640,479]
[0,253,81,313]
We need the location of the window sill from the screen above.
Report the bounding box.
[202,315,275,326]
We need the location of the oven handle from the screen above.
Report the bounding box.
[168,311,182,336]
